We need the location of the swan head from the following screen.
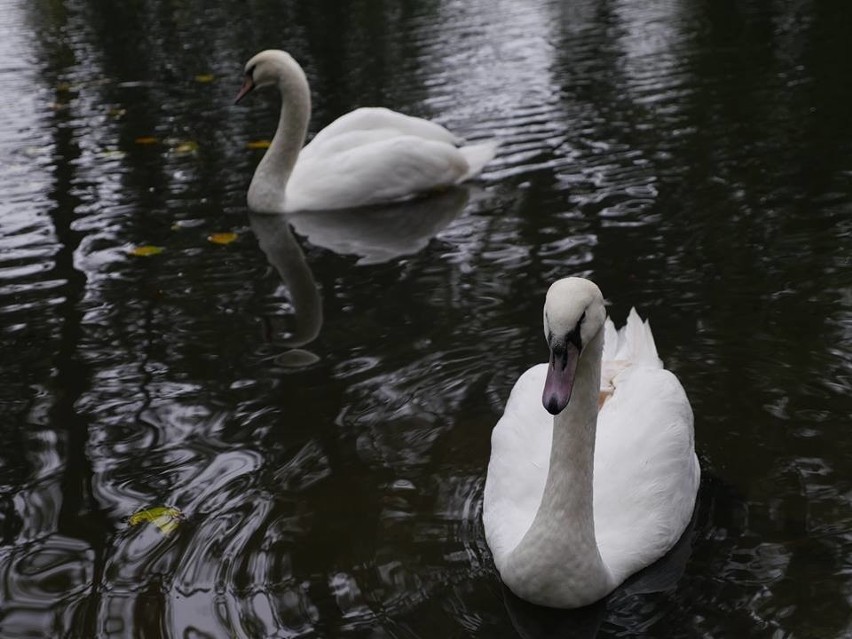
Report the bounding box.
[542,277,606,415]
[234,50,306,104]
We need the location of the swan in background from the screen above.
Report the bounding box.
[235,50,498,214]
[287,186,469,265]
[483,277,699,609]
[249,213,322,367]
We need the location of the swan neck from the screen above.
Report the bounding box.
[248,63,311,214]
[504,328,614,608]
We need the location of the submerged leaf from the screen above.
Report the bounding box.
[130,245,165,257]
[134,136,158,145]
[128,506,183,534]
[194,74,215,83]
[208,232,238,245]
[108,107,127,119]
[246,139,271,150]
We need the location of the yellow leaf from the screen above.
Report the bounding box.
[173,140,198,154]
[246,140,271,150]
[128,506,183,535]
[208,232,238,245]
[108,107,127,118]
[194,74,215,83]
[135,136,158,145]
[130,245,165,257]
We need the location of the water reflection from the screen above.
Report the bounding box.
[250,212,323,368]
[288,186,470,265]
[2,0,851,636]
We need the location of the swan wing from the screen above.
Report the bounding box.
[302,107,463,160]
[593,364,699,584]
[483,363,552,572]
[286,135,477,211]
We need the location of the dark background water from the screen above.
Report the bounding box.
[1,0,850,636]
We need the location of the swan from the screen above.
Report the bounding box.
[483,277,700,609]
[235,50,498,214]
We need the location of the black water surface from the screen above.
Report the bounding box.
[1,0,850,636]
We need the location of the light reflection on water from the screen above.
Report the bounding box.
[1,0,851,636]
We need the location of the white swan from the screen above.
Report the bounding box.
[483,277,700,609]
[235,50,498,214]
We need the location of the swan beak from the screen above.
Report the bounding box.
[542,342,579,415]
[234,76,255,104]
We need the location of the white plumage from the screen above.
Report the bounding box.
[483,278,699,608]
[236,50,498,214]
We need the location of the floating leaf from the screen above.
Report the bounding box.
[134,136,158,145]
[246,140,271,150]
[128,506,183,535]
[208,232,238,245]
[108,107,127,118]
[171,219,204,231]
[172,140,198,154]
[130,245,165,257]
[101,148,127,159]
[194,74,215,83]
[56,81,73,92]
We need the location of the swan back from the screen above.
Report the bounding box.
[301,107,464,159]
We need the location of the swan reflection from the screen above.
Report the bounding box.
[250,213,323,367]
[286,186,470,265]
[249,187,470,365]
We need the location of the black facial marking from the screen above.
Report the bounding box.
[246,64,256,79]
[551,341,570,370]
[562,311,585,353]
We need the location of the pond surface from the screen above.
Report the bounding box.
[1,0,851,636]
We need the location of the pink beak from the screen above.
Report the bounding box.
[542,342,579,415]
[234,76,255,104]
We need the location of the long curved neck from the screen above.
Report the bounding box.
[248,63,311,214]
[504,328,614,608]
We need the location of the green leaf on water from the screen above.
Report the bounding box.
[128,506,183,535]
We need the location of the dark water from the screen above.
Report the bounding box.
[1,0,850,636]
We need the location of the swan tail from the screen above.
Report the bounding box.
[602,317,619,362]
[458,141,499,180]
[604,308,662,368]
[622,307,663,367]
